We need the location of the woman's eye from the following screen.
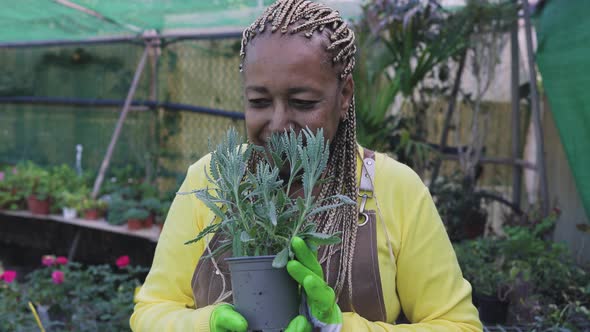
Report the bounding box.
[248,99,271,108]
[291,99,318,110]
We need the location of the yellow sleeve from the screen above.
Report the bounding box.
[130,159,217,332]
[342,162,482,331]
[394,182,481,331]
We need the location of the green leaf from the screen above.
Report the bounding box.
[184,222,221,245]
[272,248,289,268]
[268,200,278,226]
[303,232,342,246]
[240,231,253,243]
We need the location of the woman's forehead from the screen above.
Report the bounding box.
[242,32,336,76]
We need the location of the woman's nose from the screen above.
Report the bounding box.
[268,103,293,133]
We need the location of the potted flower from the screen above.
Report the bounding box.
[183,128,353,331]
[124,207,150,230]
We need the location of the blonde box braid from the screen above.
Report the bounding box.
[241,0,359,304]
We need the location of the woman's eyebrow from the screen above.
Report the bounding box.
[287,87,321,95]
[245,86,269,93]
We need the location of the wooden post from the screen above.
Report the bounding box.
[522,0,549,215]
[511,8,522,208]
[91,45,149,199]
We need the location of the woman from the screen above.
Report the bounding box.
[131,0,482,331]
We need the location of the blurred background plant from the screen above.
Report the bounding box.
[0,255,147,332]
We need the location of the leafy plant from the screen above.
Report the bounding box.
[183,128,354,268]
[140,197,161,214]
[79,197,107,212]
[0,166,23,210]
[155,200,171,225]
[106,194,134,225]
[56,190,88,212]
[124,207,149,221]
[0,257,147,331]
[431,172,488,241]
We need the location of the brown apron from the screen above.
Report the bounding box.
[191,149,387,322]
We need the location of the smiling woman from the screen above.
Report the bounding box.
[130,1,483,331]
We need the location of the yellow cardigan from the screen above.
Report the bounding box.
[131,148,483,331]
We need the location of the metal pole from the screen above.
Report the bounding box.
[91,45,150,199]
[522,0,549,215]
[511,9,522,208]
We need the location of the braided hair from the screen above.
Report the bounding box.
[241,0,359,303]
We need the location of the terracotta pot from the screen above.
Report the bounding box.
[127,219,143,230]
[143,214,154,228]
[27,195,51,215]
[84,209,101,220]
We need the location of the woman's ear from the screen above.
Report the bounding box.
[339,74,354,120]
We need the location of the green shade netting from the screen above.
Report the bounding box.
[536,0,590,220]
[0,0,274,44]
[0,0,360,45]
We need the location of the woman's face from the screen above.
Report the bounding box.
[242,31,353,147]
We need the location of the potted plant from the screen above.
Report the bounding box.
[155,200,171,232]
[140,197,161,228]
[124,207,150,230]
[183,128,353,331]
[431,173,488,241]
[79,198,107,220]
[0,167,23,210]
[17,162,57,215]
[454,238,510,324]
[57,191,87,219]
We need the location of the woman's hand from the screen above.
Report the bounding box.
[287,237,343,331]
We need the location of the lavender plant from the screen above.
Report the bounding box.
[183,127,354,268]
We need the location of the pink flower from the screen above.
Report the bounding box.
[0,172,4,181]
[1,270,17,283]
[42,255,55,267]
[116,255,130,268]
[12,167,17,175]
[51,270,64,284]
[55,256,68,265]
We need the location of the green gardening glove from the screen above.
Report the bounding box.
[287,237,343,332]
[286,315,313,332]
[210,304,247,332]
[211,304,311,332]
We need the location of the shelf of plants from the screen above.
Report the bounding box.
[0,209,160,242]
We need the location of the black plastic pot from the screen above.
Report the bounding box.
[226,255,299,332]
[474,292,509,325]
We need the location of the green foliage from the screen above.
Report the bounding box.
[0,166,23,210]
[56,190,89,212]
[106,194,134,225]
[183,128,354,268]
[454,210,590,328]
[155,200,171,225]
[140,197,161,213]
[431,172,487,241]
[0,261,147,331]
[123,207,150,221]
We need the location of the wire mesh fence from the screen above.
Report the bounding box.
[0,38,246,190]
